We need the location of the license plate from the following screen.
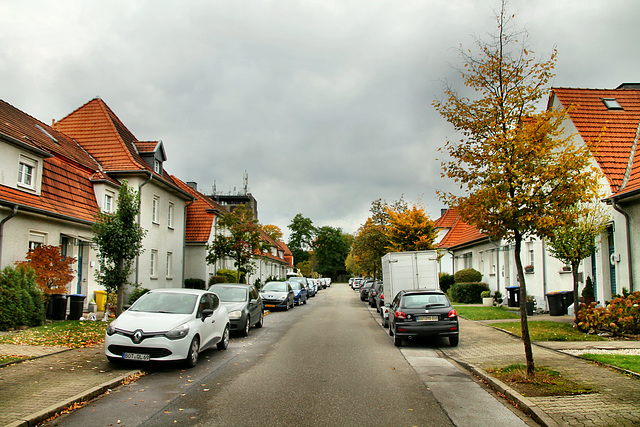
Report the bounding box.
[123,352,150,361]
[416,315,439,322]
[265,304,275,308]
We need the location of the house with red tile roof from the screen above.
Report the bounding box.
[550,83,640,300]
[0,99,103,297]
[53,98,193,295]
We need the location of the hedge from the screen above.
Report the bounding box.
[450,282,490,304]
[454,268,482,283]
[0,265,45,330]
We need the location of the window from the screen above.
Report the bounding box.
[154,159,161,174]
[168,202,174,228]
[166,252,173,278]
[104,191,114,212]
[490,250,497,274]
[602,98,623,110]
[152,195,160,224]
[150,249,158,278]
[28,231,46,251]
[18,157,36,188]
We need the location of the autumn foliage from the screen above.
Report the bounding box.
[16,245,76,296]
[576,292,640,336]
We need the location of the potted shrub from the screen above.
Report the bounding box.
[580,276,596,305]
[481,290,493,307]
[525,295,536,315]
[524,265,534,273]
[493,290,503,306]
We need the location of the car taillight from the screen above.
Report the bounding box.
[448,309,458,318]
[395,311,407,320]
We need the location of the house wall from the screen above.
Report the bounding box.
[184,244,208,283]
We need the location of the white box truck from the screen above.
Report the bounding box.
[380,250,439,327]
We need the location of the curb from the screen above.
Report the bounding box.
[5,369,141,427]
[452,359,561,427]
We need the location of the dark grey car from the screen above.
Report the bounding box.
[209,283,264,336]
[259,281,295,311]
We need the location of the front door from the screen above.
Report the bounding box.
[607,227,616,297]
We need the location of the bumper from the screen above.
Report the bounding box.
[394,321,459,338]
[104,333,191,362]
[263,299,288,310]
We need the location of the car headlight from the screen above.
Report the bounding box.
[165,323,189,340]
[278,295,287,300]
[228,310,242,319]
[106,322,117,336]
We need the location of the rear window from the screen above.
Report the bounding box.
[401,293,449,309]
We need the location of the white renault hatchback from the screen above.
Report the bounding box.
[105,288,230,368]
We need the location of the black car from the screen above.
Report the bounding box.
[259,281,295,311]
[368,282,383,308]
[209,283,264,336]
[359,280,375,301]
[388,290,459,347]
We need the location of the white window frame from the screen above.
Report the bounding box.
[166,252,173,279]
[104,191,115,213]
[18,156,37,189]
[28,231,46,251]
[168,202,174,229]
[152,195,160,224]
[154,159,161,174]
[150,249,158,278]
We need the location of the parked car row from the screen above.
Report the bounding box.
[351,278,460,348]
[104,277,330,368]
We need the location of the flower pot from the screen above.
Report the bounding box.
[482,297,494,307]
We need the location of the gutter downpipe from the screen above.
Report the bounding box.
[541,239,548,310]
[0,204,19,267]
[135,173,154,286]
[182,196,195,287]
[612,200,634,292]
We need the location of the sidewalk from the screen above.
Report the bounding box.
[439,317,640,426]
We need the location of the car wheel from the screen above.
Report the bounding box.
[255,310,264,328]
[449,335,459,347]
[393,332,403,347]
[388,325,394,336]
[184,336,200,368]
[382,316,388,328]
[303,297,307,305]
[241,317,250,337]
[217,325,229,350]
[295,298,300,306]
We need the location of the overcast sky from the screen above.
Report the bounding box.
[2,0,639,239]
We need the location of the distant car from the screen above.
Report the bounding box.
[306,280,317,297]
[388,290,459,347]
[360,280,375,301]
[369,282,383,308]
[288,276,313,297]
[351,278,364,290]
[104,288,230,368]
[287,281,308,305]
[260,281,295,311]
[208,283,264,337]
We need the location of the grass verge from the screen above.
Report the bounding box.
[486,363,593,397]
[491,320,606,341]
[0,355,29,365]
[0,320,109,348]
[454,305,520,321]
[581,353,640,374]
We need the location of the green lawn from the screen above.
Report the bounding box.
[0,320,109,348]
[491,320,606,341]
[454,305,521,321]
[581,353,640,374]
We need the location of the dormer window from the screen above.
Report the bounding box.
[602,98,623,110]
[18,156,37,189]
[154,159,161,174]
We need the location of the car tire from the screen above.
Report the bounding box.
[241,317,250,337]
[295,298,300,306]
[217,325,229,350]
[255,310,264,328]
[382,317,388,328]
[449,335,459,347]
[388,325,394,336]
[303,297,307,305]
[184,336,200,368]
[285,300,290,311]
[393,332,403,347]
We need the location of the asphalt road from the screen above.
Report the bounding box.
[47,285,454,426]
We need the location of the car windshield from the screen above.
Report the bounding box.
[402,294,449,309]
[130,292,197,314]
[288,282,302,290]
[262,282,287,292]
[211,286,248,302]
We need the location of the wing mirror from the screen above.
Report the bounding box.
[202,309,214,321]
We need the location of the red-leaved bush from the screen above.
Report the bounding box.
[576,291,640,336]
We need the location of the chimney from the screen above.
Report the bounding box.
[441,208,448,217]
[187,182,198,191]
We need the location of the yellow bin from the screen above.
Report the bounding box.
[95,290,107,312]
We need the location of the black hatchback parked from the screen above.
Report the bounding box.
[388,290,459,347]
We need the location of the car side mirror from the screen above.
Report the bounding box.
[202,309,214,321]
[250,298,258,304]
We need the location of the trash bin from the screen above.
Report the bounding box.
[68,294,86,320]
[560,291,574,314]
[506,286,520,307]
[95,290,107,311]
[49,294,68,320]
[546,292,563,316]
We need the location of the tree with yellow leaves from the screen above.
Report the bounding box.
[433,1,601,377]
[384,203,437,252]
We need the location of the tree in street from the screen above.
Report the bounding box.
[312,226,351,279]
[287,214,316,267]
[351,218,387,279]
[262,224,283,242]
[206,205,271,283]
[384,203,437,252]
[92,180,146,316]
[433,2,601,377]
[546,200,610,322]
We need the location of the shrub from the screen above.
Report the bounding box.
[577,291,640,336]
[208,275,228,287]
[216,269,245,283]
[450,282,490,304]
[481,290,491,298]
[493,290,503,305]
[0,265,45,330]
[439,273,455,293]
[582,276,594,298]
[127,285,150,305]
[184,278,206,289]
[454,268,482,283]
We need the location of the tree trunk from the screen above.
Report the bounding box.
[514,231,535,378]
[116,258,125,317]
[572,260,580,324]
